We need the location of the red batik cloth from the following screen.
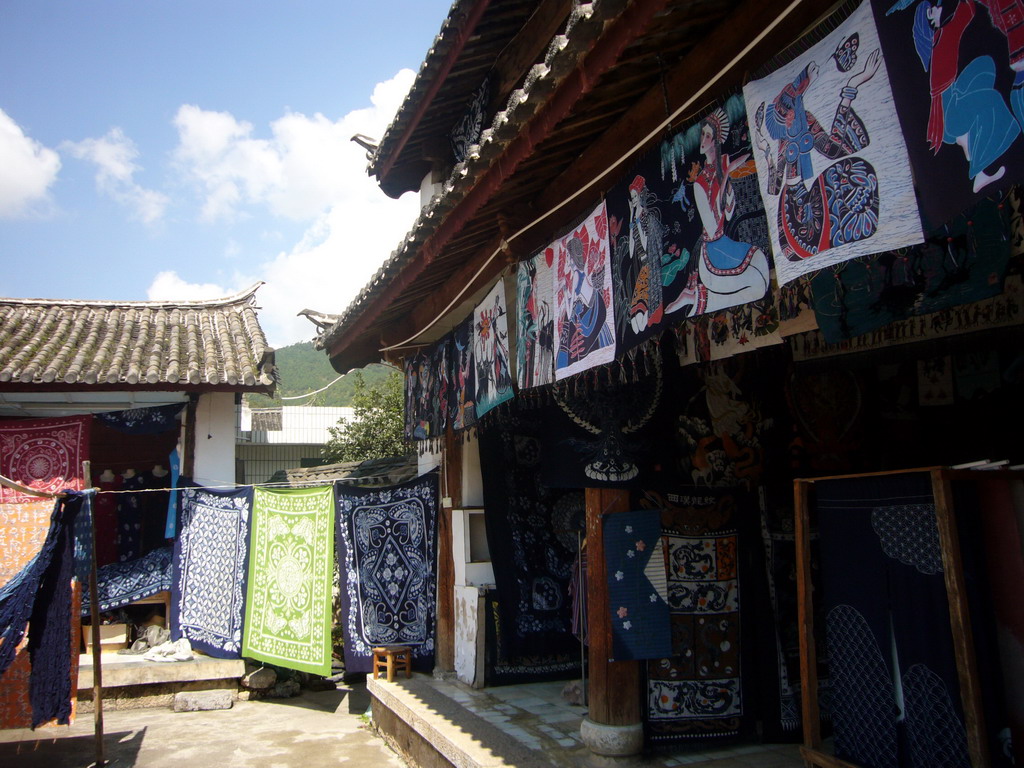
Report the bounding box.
[0,416,90,501]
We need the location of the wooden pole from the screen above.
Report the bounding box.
[84,460,105,768]
[931,469,990,768]
[585,487,641,726]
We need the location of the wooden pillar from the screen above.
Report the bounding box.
[585,486,641,726]
[434,428,461,673]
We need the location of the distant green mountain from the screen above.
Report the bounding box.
[247,341,394,407]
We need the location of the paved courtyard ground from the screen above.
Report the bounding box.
[0,684,408,768]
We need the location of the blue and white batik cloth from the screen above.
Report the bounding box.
[171,486,252,659]
[335,471,439,674]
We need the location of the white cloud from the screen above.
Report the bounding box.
[147,271,230,302]
[62,128,169,224]
[156,69,423,348]
[0,108,61,218]
[173,68,416,224]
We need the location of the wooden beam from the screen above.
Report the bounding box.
[931,469,990,768]
[586,486,641,726]
[536,0,837,211]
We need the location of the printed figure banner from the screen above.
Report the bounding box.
[553,200,617,379]
[404,337,448,441]
[243,486,334,676]
[873,0,1024,226]
[744,0,923,285]
[516,251,556,389]
[0,416,90,502]
[335,472,439,674]
[608,93,772,351]
[172,486,252,659]
[449,316,477,431]
[474,280,515,418]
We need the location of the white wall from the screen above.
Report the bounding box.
[454,585,486,687]
[192,391,238,488]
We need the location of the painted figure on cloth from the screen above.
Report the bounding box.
[669,108,770,316]
[911,0,1020,192]
[753,48,883,261]
[475,289,512,414]
[516,254,555,388]
[624,175,665,334]
[557,235,613,369]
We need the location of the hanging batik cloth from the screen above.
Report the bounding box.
[553,199,617,379]
[872,0,1024,226]
[810,190,1011,342]
[608,93,773,352]
[0,416,90,502]
[516,251,556,389]
[604,509,671,661]
[473,280,514,418]
[171,486,252,659]
[449,315,478,431]
[478,400,585,670]
[816,473,971,768]
[0,493,85,729]
[334,471,439,674]
[743,0,923,285]
[90,545,173,612]
[243,486,334,676]
[645,488,756,745]
[404,336,447,441]
[543,341,678,488]
[94,403,184,435]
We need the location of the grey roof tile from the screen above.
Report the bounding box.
[0,284,276,391]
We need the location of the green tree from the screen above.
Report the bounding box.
[322,370,408,462]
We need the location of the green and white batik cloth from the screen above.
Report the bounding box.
[242,485,334,676]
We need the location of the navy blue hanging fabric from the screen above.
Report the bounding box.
[816,473,970,768]
[94,403,185,435]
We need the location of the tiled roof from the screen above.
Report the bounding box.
[0,284,276,390]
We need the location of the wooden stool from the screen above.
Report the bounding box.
[372,645,412,682]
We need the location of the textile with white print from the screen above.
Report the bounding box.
[335,471,438,674]
[171,486,252,658]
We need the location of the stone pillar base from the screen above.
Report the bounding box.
[580,717,643,757]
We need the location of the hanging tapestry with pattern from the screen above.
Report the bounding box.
[474,280,515,418]
[243,486,334,676]
[816,473,972,768]
[479,401,585,666]
[604,508,671,661]
[873,0,1024,226]
[645,488,756,745]
[0,416,90,502]
[744,0,922,285]
[449,316,478,431]
[553,200,617,379]
[516,251,556,389]
[334,471,439,674]
[608,93,772,352]
[172,486,252,659]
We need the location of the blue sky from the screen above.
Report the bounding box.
[0,1,454,347]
